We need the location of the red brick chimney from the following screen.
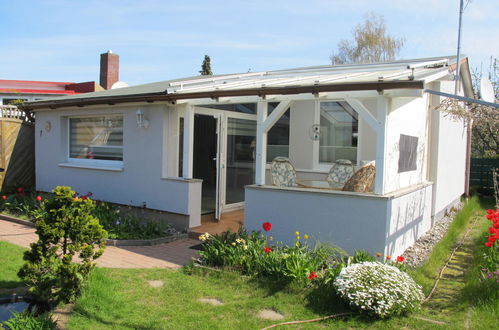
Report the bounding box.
[100,50,119,90]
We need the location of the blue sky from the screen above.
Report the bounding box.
[1,0,497,85]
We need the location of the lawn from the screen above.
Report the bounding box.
[1,197,497,329]
[0,241,26,290]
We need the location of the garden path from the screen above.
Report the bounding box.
[420,213,482,327]
[0,220,199,269]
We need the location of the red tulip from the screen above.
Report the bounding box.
[308,271,318,280]
[262,222,272,232]
[35,196,42,201]
[81,196,87,200]
[397,256,405,263]
[485,242,493,247]
[1,195,6,200]
[264,247,272,253]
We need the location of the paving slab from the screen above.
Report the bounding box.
[0,219,199,269]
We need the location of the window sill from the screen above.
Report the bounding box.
[58,162,124,172]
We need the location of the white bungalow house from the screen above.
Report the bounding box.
[23,56,474,257]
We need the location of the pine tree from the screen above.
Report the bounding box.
[200,55,213,75]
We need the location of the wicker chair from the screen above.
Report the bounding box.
[342,164,376,193]
[270,157,298,187]
[326,159,355,189]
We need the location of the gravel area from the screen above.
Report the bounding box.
[401,202,463,268]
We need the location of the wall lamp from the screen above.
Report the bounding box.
[136,108,149,129]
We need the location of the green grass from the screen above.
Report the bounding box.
[461,198,498,329]
[409,196,482,293]
[1,197,496,329]
[69,267,447,330]
[0,241,26,289]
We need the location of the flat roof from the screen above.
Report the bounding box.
[23,55,460,110]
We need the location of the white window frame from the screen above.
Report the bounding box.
[64,114,124,169]
[314,99,360,172]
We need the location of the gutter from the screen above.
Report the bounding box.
[21,80,425,111]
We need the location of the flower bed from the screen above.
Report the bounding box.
[482,209,499,281]
[0,187,181,241]
[197,221,422,318]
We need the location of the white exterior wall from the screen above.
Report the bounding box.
[289,100,317,170]
[357,99,378,164]
[429,81,467,218]
[384,96,429,193]
[245,186,388,253]
[34,104,201,228]
[245,184,433,256]
[385,184,433,257]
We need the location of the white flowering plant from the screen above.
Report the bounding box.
[334,262,424,318]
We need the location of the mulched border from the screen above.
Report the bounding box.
[0,213,187,246]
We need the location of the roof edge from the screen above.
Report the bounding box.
[23,80,425,111]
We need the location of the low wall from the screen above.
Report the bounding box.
[245,183,433,257]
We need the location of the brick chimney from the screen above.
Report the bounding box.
[100,50,119,90]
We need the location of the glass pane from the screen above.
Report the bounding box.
[70,115,123,161]
[319,102,358,163]
[267,109,290,161]
[225,118,256,205]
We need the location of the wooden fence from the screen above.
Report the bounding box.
[0,106,35,191]
[470,157,499,195]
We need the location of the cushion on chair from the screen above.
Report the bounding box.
[342,164,376,193]
[327,159,355,189]
[271,157,297,187]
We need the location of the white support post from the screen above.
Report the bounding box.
[182,103,194,179]
[374,96,388,195]
[255,100,268,185]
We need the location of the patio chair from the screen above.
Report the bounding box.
[270,157,298,187]
[342,164,376,193]
[326,159,355,189]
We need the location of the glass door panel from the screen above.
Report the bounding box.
[225,118,256,205]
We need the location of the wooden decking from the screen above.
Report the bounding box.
[188,209,244,239]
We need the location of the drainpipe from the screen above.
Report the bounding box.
[455,0,464,94]
[464,118,472,197]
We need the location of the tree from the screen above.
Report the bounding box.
[18,186,107,308]
[199,55,213,75]
[330,13,404,65]
[470,57,498,157]
[438,57,498,158]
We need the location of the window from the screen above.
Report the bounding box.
[69,115,123,162]
[267,102,290,161]
[319,101,358,163]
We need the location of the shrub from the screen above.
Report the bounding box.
[334,262,424,318]
[18,186,107,306]
[1,311,56,330]
[93,201,171,240]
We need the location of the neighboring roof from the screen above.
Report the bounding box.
[0,88,77,95]
[24,55,465,110]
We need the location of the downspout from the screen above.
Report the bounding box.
[455,0,464,94]
[465,118,472,197]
